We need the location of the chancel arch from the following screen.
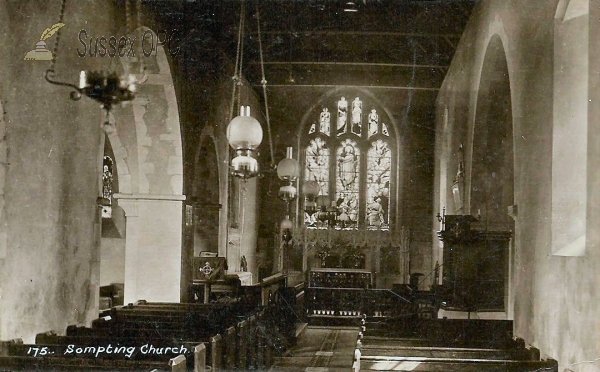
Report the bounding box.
[109,26,185,304]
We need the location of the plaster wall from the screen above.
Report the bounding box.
[0,0,121,342]
[552,8,588,256]
[99,237,125,286]
[436,0,600,370]
[118,197,183,304]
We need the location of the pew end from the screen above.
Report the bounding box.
[169,354,187,372]
[194,343,207,372]
[0,338,23,357]
[34,330,58,344]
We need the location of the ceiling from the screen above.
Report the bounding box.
[147,0,479,91]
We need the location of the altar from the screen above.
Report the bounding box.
[278,226,411,289]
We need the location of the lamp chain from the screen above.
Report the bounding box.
[255,4,275,169]
[125,0,131,34]
[236,6,245,109]
[49,0,67,73]
[229,0,246,122]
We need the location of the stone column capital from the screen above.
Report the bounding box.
[117,199,139,217]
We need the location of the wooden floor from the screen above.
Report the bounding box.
[269,326,359,372]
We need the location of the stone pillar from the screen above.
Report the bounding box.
[227,179,258,284]
[116,193,185,304]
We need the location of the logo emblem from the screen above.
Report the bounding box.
[200,262,214,278]
[24,23,65,61]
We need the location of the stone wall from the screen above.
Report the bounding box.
[0,0,120,342]
[436,0,600,370]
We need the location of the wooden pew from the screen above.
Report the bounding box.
[356,318,558,372]
[31,331,217,372]
[90,299,272,370]
[103,301,259,337]
[1,339,200,368]
[357,355,558,371]
[359,344,536,361]
[235,319,248,370]
[222,326,235,370]
[363,319,515,349]
[0,353,186,371]
[92,309,264,368]
[101,301,270,368]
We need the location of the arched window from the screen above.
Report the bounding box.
[303,96,394,230]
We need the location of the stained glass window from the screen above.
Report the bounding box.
[382,123,389,136]
[319,108,331,136]
[102,155,114,218]
[305,137,330,195]
[368,109,378,138]
[336,139,360,227]
[366,140,391,230]
[303,95,394,230]
[337,97,348,136]
[351,97,362,136]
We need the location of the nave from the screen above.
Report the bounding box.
[274,319,558,372]
[271,327,358,372]
[0,1,599,372]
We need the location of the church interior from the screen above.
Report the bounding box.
[0,0,598,371]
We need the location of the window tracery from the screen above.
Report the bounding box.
[303,96,394,230]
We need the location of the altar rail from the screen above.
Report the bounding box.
[305,288,413,326]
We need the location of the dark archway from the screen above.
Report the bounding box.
[466,34,515,316]
[470,35,515,233]
[193,136,221,256]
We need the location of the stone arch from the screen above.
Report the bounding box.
[106,26,185,304]
[109,26,183,196]
[104,112,132,195]
[464,16,517,216]
[469,34,515,232]
[192,128,221,256]
[467,33,515,319]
